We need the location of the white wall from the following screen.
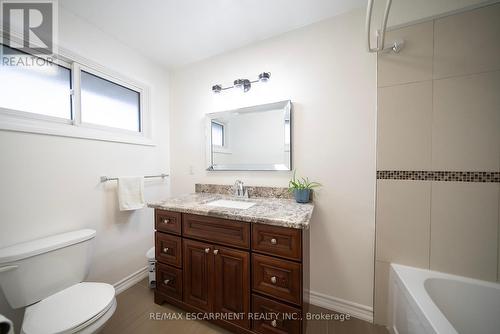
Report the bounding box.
[0,5,170,328]
[170,7,377,312]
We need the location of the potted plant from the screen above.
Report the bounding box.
[288,171,321,203]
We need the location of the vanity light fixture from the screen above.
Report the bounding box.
[258,72,271,82]
[212,72,271,93]
[212,84,222,93]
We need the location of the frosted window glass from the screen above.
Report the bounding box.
[0,45,72,119]
[211,121,224,146]
[81,71,140,132]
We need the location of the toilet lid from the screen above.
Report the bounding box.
[22,282,115,334]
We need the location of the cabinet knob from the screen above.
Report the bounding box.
[270,238,277,245]
[163,219,170,224]
[270,276,277,284]
[163,247,169,253]
[205,248,210,253]
[271,320,277,328]
[164,279,170,285]
[213,249,219,255]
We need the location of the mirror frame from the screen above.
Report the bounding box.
[205,100,292,171]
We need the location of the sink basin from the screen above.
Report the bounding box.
[205,199,256,210]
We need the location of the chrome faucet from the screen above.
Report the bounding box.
[234,180,248,198]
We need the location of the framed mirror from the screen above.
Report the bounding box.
[206,100,292,171]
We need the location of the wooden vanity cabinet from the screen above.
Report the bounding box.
[154,209,309,334]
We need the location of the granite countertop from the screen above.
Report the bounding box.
[148,193,314,229]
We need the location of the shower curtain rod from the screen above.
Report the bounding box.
[366,0,405,53]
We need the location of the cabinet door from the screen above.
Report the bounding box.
[214,246,250,329]
[183,239,213,311]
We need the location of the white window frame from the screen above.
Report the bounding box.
[0,32,153,146]
[211,120,231,154]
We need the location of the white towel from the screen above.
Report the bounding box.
[118,177,145,211]
[0,314,14,334]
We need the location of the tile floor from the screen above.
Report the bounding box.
[101,279,388,334]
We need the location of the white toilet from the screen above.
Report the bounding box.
[0,229,116,334]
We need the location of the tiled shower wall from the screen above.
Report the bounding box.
[374,3,500,325]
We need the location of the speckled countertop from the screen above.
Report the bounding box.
[148,193,314,229]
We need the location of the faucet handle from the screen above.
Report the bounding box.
[234,180,244,196]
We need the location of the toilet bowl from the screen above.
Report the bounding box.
[0,230,116,334]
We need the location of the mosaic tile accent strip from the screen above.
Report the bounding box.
[195,183,294,199]
[377,171,500,183]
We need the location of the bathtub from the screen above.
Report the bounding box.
[388,264,500,334]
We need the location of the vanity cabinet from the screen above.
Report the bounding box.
[154,209,309,334]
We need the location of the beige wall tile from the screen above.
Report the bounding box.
[430,182,499,281]
[377,81,432,170]
[432,71,500,171]
[376,180,431,267]
[378,21,433,87]
[374,261,390,325]
[434,4,500,79]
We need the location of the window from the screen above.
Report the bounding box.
[0,45,72,120]
[0,43,150,145]
[80,70,141,132]
[211,121,225,147]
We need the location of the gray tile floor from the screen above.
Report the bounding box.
[101,279,388,334]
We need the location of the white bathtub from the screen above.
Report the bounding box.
[388,264,500,334]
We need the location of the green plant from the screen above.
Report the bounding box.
[288,170,321,191]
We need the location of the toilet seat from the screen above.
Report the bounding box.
[21,282,116,334]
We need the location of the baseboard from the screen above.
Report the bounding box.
[308,290,374,323]
[113,266,148,295]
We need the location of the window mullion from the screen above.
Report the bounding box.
[71,62,82,126]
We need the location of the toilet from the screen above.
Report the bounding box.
[0,229,116,334]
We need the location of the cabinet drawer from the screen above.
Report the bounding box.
[252,254,302,306]
[183,213,250,249]
[155,210,182,235]
[252,224,302,261]
[252,294,301,334]
[156,263,182,300]
[155,233,182,268]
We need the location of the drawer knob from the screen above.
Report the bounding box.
[164,279,170,285]
[163,219,170,224]
[205,248,210,253]
[271,320,277,328]
[270,276,277,284]
[163,247,169,253]
[213,249,219,255]
[270,238,277,245]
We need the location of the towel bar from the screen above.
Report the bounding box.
[100,173,169,183]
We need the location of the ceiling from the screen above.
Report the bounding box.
[60,0,365,69]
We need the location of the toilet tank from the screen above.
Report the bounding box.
[0,229,96,309]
